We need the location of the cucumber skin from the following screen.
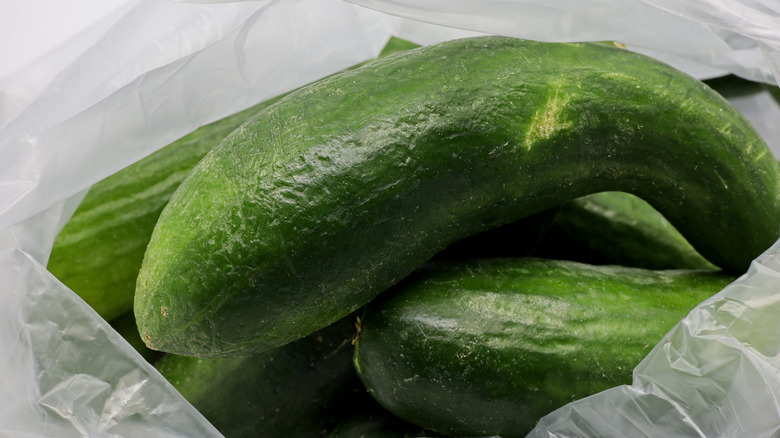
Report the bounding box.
[135,36,780,357]
[326,382,445,438]
[155,313,362,438]
[353,258,735,438]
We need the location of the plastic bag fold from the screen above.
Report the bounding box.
[0,247,222,438]
[529,240,780,437]
[345,0,780,83]
[0,0,396,237]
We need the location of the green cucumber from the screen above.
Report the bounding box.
[535,191,716,270]
[376,37,421,59]
[155,313,361,438]
[353,258,735,438]
[47,38,418,322]
[46,101,273,321]
[135,35,780,357]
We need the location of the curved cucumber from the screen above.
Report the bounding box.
[353,258,735,438]
[135,35,780,357]
[155,313,361,438]
[535,191,717,270]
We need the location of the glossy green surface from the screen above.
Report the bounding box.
[353,258,735,438]
[156,313,361,438]
[135,36,780,357]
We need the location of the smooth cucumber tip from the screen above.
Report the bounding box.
[133,265,178,354]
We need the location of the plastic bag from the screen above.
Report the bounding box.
[345,0,780,84]
[1,0,780,436]
[0,247,223,437]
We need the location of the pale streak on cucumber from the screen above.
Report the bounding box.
[52,172,187,246]
[524,82,572,150]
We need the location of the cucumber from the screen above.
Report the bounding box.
[46,101,273,321]
[353,258,735,438]
[155,313,361,438]
[135,35,780,357]
[376,36,420,59]
[47,38,418,322]
[535,191,716,270]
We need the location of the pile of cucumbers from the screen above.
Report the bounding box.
[48,36,780,437]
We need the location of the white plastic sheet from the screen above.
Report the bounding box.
[2,0,780,436]
[346,0,780,83]
[0,247,222,437]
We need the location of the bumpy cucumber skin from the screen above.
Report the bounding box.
[135,36,780,357]
[155,313,361,438]
[353,258,735,438]
[46,102,271,321]
[536,191,717,270]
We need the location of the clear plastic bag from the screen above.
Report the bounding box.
[1,0,779,436]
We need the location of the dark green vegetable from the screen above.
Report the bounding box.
[135,35,780,358]
[155,313,361,438]
[535,191,716,270]
[353,257,735,438]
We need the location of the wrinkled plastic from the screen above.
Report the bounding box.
[0,248,222,437]
[346,0,780,85]
[2,0,780,436]
[529,241,780,437]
